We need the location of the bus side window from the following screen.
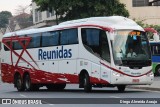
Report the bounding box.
[42,31,59,47]
[60,28,78,45]
[153,45,160,55]
[27,33,41,48]
[4,42,11,51]
[100,31,110,62]
[150,44,154,55]
[81,28,101,55]
[13,41,23,50]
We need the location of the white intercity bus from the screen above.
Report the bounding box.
[1,16,154,92]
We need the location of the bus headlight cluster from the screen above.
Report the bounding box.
[113,72,121,77]
[147,72,154,77]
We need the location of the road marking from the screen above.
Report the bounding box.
[128,88,160,93]
[110,96,121,98]
[42,100,55,106]
[140,89,160,93]
[20,94,27,98]
[49,104,55,106]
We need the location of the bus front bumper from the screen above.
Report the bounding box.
[111,72,154,85]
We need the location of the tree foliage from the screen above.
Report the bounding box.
[134,19,160,40]
[0,11,12,28]
[15,5,31,15]
[135,19,160,33]
[33,0,129,24]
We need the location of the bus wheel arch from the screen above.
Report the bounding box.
[79,70,92,92]
[155,65,160,76]
[14,72,25,91]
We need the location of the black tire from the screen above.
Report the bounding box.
[155,66,160,76]
[24,74,38,91]
[15,74,25,91]
[117,85,126,92]
[83,73,92,92]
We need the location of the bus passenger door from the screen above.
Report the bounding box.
[100,31,111,84]
[100,60,111,84]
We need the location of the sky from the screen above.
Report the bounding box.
[0,0,32,15]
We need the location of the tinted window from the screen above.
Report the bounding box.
[150,44,160,55]
[60,29,78,45]
[4,42,11,51]
[100,30,110,62]
[42,31,59,47]
[82,29,100,46]
[27,33,41,48]
[81,28,110,62]
[4,45,9,51]
[132,0,149,7]
[13,41,23,50]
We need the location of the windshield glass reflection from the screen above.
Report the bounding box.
[112,30,151,67]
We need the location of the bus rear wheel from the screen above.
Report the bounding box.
[15,74,25,91]
[117,85,126,92]
[24,74,32,91]
[24,74,39,91]
[83,73,92,92]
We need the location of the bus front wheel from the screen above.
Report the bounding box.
[117,85,126,92]
[83,73,92,92]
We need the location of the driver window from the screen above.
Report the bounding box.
[100,31,110,62]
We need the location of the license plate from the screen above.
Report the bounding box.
[132,79,139,83]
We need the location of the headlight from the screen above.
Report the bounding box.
[113,72,121,76]
[147,72,154,77]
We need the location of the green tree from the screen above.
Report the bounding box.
[135,19,160,40]
[0,11,12,28]
[33,0,129,24]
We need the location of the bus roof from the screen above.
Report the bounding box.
[3,16,144,38]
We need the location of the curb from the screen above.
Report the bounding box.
[127,86,160,91]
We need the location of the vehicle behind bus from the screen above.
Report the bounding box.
[145,28,160,76]
[150,41,160,76]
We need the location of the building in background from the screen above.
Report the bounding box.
[31,2,57,28]
[31,0,160,26]
[120,0,160,25]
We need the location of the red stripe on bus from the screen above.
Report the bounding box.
[56,24,114,32]
[100,62,152,77]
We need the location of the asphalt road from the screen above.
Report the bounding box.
[0,82,160,107]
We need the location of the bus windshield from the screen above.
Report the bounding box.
[112,30,151,67]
